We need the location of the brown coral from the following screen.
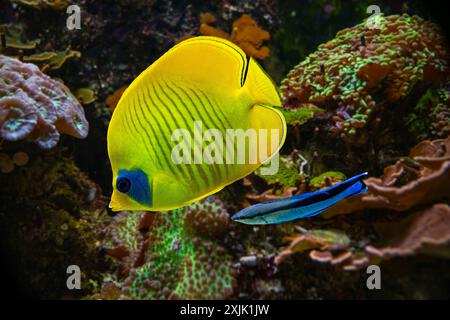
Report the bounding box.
[366,204,450,259]
[323,138,450,217]
[0,55,88,148]
[275,228,351,265]
[276,204,450,271]
[276,139,450,272]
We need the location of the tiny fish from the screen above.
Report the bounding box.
[107,36,286,211]
[231,172,368,225]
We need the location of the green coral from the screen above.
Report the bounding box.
[256,154,303,188]
[310,171,346,189]
[406,84,450,140]
[107,199,234,300]
[281,105,324,126]
[281,14,449,141]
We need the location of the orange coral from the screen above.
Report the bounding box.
[180,13,270,59]
[199,13,230,40]
[230,15,270,59]
[106,86,127,111]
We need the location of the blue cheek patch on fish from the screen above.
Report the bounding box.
[117,169,152,207]
[232,172,368,225]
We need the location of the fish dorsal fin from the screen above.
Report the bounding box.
[245,58,282,107]
[248,104,286,164]
[147,36,249,91]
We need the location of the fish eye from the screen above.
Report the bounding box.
[116,177,131,193]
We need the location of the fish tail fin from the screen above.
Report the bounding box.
[245,58,282,107]
[295,172,368,218]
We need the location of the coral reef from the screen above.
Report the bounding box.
[0,149,112,299]
[276,202,450,272]
[1,0,449,300]
[281,104,323,126]
[25,48,81,72]
[281,14,449,144]
[406,81,450,140]
[102,198,235,300]
[74,87,96,105]
[275,138,450,273]
[0,55,88,149]
[275,227,351,265]
[309,171,346,190]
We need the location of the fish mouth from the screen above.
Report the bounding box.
[231,210,245,221]
[108,202,122,212]
[231,209,254,223]
[109,194,123,212]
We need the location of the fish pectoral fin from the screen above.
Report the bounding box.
[248,104,287,163]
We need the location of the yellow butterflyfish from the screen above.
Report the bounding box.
[107,36,286,211]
